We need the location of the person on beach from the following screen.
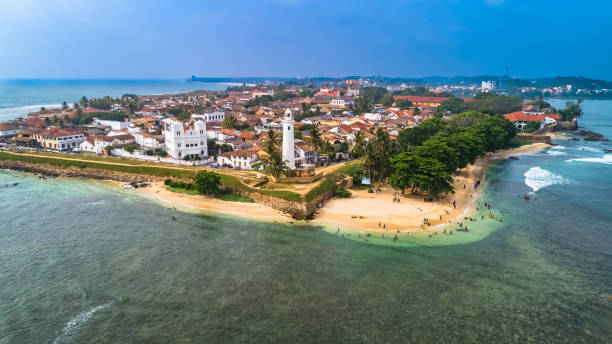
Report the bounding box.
[452,200,456,209]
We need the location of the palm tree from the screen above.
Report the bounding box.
[363,141,376,183]
[79,96,88,108]
[351,130,366,158]
[308,125,323,152]
[258,150,288,178]
[62,101,69,111]
[263,130,280,155]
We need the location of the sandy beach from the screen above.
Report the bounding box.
[128,143,549,234]
[311,143,550,234]
[134,183,294,224]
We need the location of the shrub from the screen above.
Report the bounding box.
[305,180,337,202]
[368,188,374,193]
[334,188,352,198]
[194,171,221,195]
[123,143,138,153]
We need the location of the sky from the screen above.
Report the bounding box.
[0,0,610,79]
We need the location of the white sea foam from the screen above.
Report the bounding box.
[524,167,569,192]
[546,150,567,156]
[53,303,112,344]
[550,145,565,150]
[565,155,612,165]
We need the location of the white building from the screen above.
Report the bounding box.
[481,81,496,92]
[162,118,208,160]
[0,123,21,137]
[346,85,360,97]
[79,134,134,154]
[217,148,259,169]
[363,112,383,121]
[192,111,225,123]
[281,108,296,169]
[93,118,130,131]
[133,132,162,149]
[330,97,354,107]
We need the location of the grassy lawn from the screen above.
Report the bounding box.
[0,152,196,179]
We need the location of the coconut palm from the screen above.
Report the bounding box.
[351,130,366,158]
[262,130,280,155]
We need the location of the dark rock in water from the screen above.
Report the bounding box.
[576,130,606,141]
[603,149,612,153]
[570,138,580,141]
[508,156,519,160]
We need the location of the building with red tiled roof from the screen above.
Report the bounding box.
[503,111,561,131]
[393,96,472,108]
[34,128,85,151]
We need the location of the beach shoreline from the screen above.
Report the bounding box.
[119,142,550,236]
[310,142,550,236]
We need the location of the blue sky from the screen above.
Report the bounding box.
[0,0,610,79]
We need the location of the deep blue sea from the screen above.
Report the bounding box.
[0,96,610,343]
[0,79,227,122]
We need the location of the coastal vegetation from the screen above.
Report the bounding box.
[348,111,516,197]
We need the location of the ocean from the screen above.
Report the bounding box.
[0,98,611,343]
[0,79,227,122]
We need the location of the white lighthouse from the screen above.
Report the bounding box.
[282,108,296,170]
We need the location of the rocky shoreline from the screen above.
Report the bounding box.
[0,160,162,183]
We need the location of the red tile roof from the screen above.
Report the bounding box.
[503,111,561,123]
[38,128,84,137]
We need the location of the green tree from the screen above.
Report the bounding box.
[350,130,366,158]
[398,118,447,150]
[62,101,69,111]
[416,138,460,172]
[395,99,413,110]
[558,100,583,121]
[381,93,394,107]
[353,96,373,114]
[194,171,221,195]
[308,125,323,153]
[360,87,388,103]
[390,152,454,197]
[222,116,238,129]
[523,121,541,133]
[262,130,280,155]
[256,150,289,178]
[79,96,89,108]
[438,96,466,114]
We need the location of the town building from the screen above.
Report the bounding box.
[192,111,225,123]
[133,132,163,149]
[503,111,562,131]
[162,118,208,160]
[0,123,22,138]
[92,118,130,131]
[34,128,85,151]
[216,147,259,169]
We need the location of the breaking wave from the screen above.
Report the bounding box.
[524,167,569,192]
[53,303,112,344]
[565,155,612,165]
[546,150,567,156]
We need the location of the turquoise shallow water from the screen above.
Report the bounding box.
[1,100,611,343]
